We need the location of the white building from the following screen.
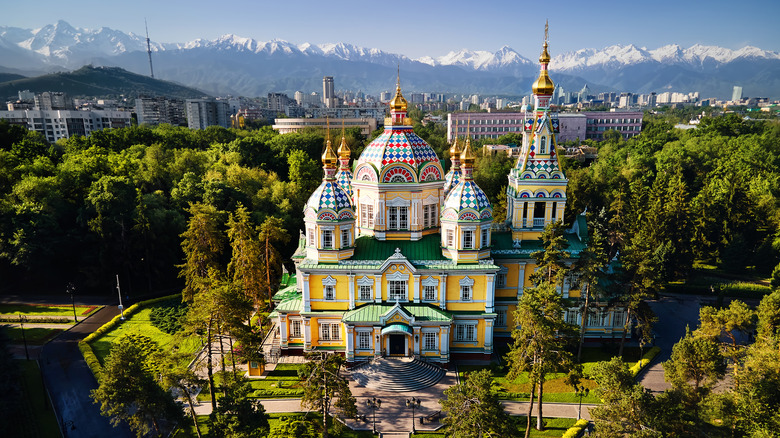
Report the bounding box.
[0,109,131,143]
[185,98,230,130]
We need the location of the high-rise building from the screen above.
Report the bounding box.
[323,76,336,108]
[0,109,131,142]
[732,86,743,102]
[34,92,73,110]
[135,96,186,126]
[185,98,230,130]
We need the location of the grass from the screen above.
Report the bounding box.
[173,413,375,437]
[0,303,99,317]
[5,327,63,345]
[88,306,200,366]
[197,364,308,401]
[410,416,575,437]
[461,346,643,404]
[15,360,60,438]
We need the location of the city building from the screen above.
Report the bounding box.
[185,98,230,130]
[272,117,378,136]
[269,32,626,365]
[34,91,73,110]
[135,96,186,126]
[323,76,336,108]
[732,86,743,102]
[0,109,131,142]
[447,110,643,142]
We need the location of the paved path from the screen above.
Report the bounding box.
[39,305,133,438]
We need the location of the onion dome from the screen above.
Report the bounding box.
[443,137,492,221]
[306,132,353,219]
[443,137,462,196]
[532,26,555,96]
[389,81,408,113]
[335,127,354,199]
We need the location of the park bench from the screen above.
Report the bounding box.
[420,410,441,424]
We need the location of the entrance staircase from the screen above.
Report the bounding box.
[351,357,445,392]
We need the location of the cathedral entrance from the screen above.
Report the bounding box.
[388,334,406,356]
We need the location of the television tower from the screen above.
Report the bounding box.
[145,19,155,79]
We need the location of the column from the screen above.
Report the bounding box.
[440,326,450,362]
[556,202,565,223]
[413,274,421,303]
[302,273,311,312]
[413,326,421,356]
[280,315,289,348]
[303,319,312,351]
[373,326,381,358]
[375,275,382,303]
[520,201,527,228]
[484,319,494,354]
[348,274,355,309]
[439,274,447,309]
[516,263,526,299]
[485,274,495,313]
[345,326,354,361]
[507,197,514,226]
[545,201,553,224]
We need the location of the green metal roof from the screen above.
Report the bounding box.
[275,297,302,313]
[490,230,586,259]
[342,303,452,323]
[272,285,300,302]
[352,234,446,261]
[381,323,414,335]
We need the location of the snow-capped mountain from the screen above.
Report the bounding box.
[1,20,779,99]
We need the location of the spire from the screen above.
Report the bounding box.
[321,117,337,171]
[337,119,350,161]
[461,118,475,180]
[532,20,555,97]
[389,66,408,113]
[449,119,461,163]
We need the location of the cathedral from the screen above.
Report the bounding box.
[270,31,626,365]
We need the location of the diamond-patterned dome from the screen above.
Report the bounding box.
[443,179,492,218]
[443,167,461,196]
[306,181,353,218]
[356,127,442,181]
[335,168,354,199]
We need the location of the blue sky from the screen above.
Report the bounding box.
[4,0,780,59]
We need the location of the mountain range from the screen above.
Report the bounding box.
[1,20,779,99]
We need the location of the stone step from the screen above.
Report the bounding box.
[351,357,445,392]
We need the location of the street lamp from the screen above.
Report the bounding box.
[576,385,590,420]
[65,282,77,323]
[115,274,125,320]
[406,396,421,433]
[365,396,381,434]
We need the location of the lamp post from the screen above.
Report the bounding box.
[365,396,381,434]
[115,274,125,320]
[65,282,77,323]
[19,314,29,360]
[406,396,421,433]
[576,385,590,420]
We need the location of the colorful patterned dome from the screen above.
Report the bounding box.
[356,128,443,183]
[442,179,492,221]
[306,133,354,221]
[443,167,461,196]
[335,134,354,199]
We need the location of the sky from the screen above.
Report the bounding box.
[3,0,780,59]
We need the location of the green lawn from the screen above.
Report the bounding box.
[88,306,200,366]
[0,303,100,317]
[5,326,63,345]
[197,365,308,401]
[460,346,643,404]
[411,416,575,437]
[15,360,60,438]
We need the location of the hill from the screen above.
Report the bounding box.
[0,72,26,84]
[0,65,209,101]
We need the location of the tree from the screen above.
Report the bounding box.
[227,204,264,306]
[209,373,269,438]
[178,203,224,303]
[663,327,726,403]
[91,338,183,437]
[268,416,319,438]
[572,220,609,361]
[530,220,570,287]
[506,283,578,433]
[439,369,511,438]
[157,352,207,438]
[257,216,290,307]
[298,353,357,438]
[696,300,755,387]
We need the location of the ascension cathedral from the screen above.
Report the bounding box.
[269,31,627,366]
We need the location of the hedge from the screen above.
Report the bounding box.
[561,419,589,438]
[79,293,182,381]
[0,316,74,324]
[630,346,662,377]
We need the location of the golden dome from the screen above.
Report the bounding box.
[449,137,461,159]
[322,138,338,168]
[337,134,350,160]
[533,26,555,96]
[460,137,475,167]
[389,83,408,112]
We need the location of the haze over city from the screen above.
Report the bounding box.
[4,0,780,59]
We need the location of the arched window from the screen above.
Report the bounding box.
[540,136,547,154]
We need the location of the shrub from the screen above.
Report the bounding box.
[149,299,188,334]
[562,418,590,438]
[630,346,662,377]
[79,341,103,381]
